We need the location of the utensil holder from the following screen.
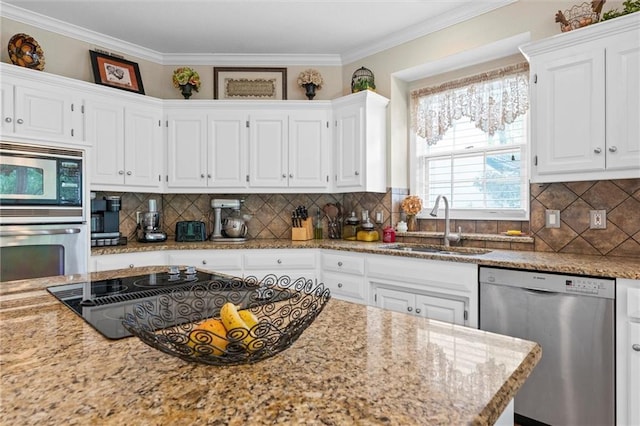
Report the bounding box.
[291,218,313,241]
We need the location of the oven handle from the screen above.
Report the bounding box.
[0,228,82,237]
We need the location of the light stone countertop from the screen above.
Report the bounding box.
[91,238,640,280]
[0,268,541,425]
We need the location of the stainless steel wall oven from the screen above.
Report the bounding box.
[0,142,88,281]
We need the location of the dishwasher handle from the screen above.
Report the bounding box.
[522,287,559,295]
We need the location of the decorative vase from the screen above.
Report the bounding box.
[179,83,194,99]
[407,215,417,232]
[303,83,317,100]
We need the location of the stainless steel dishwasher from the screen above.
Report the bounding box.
[479,267,615,426]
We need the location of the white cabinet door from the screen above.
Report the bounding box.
[166,111,208,188]
[248,111,288,188]
[374,286,413,314]
[166,250,243,276]
[617,279,640,426]
[124,104,162,188]
[208,111,248,189]
[242,249,317,282]
[12,82,79,141]
[0,82,14,135]
[288,110,329,189]
[628,321,640,426]
[320,250,366,303]
[333,101,363,189]
[532,46,606,176]
[85,97,125,186]
[606,33,640,171]
[415,293,465,325]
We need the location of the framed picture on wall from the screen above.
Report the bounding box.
[214,67,287,100]
[89,50,145,95]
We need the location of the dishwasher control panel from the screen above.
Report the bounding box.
[479,267,615,299]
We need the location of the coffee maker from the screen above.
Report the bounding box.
[137,199,167,242]
[90,195,125,247]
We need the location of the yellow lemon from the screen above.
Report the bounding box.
[187,318,228,356]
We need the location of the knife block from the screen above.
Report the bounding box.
[291,219,313,241]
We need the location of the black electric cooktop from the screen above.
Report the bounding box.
[47,271,291,340]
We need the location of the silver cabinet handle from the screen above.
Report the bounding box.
[129,264,134,268]
[407,307,413,312]
[118,170,125,175]
[200,174,205,178]
[207,174,212,178]
[337,261,343,267]
[289,174,293,178]
[609,146,618,153]
[416,308,421,314]
[277,259,282,264]
[633,344,640,352]
[16,118,24,124]
[337,283,343,288]
[202,260,207,265]
[282,174,287,178]
[0,227,81,237]
[594,147,602,154]
[126,171,132,176]
[354,171,360,176]
[4,117,12,123]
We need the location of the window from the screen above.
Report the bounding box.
[411,63,530,220]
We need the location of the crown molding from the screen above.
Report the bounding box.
[340,0,518,65]
[163,53,342,67]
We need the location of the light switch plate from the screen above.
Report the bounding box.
[545,209,560,228]
[590,210,607,229]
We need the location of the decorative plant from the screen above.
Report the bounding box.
[353,78,376,92]
[601,0,640,20]
[297,69,323,88]
[172,67,201,91]
[401,195,423,216]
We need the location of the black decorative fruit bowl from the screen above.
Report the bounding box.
[122,274,331,365]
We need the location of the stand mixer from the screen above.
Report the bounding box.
[210,198,251,242]
[137,199,167,242]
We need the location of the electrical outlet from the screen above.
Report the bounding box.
[545,209,560,228]
[590,210,607,229]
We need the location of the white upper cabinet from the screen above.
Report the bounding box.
[521,13,640,182]
[248,111,289,188]
[332,90,389,193]
[166,109,208,189]
[1,65,82,145]
[208,111,249,190]
[85,94,163,191]
[287,109,330,189]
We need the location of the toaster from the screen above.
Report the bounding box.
[175,221,207,242]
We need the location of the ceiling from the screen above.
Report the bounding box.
[2,0,516,65]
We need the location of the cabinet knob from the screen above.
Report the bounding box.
[594,147,602,154]
[129,264,134,268]
[207,174,212,178]
[633,344,640,352]
[416,308,421,314]
[126,171,132,176]
[201,174,205,178]
[282,174,287,179]
[118,170,125,175]
[16,118,24,124]
[337,261,343,267]
[4,117,11,123]
[608,146,618,153]
[337,283,343,288]
[277,259,282,264]
[289,174,293,178]
[354,171,360,176]
[202,260,207,265]
[407,307,413,312]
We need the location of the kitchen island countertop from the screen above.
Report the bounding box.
[0,269,540,425]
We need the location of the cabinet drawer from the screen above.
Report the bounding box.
[321,251,364,275]
[243,250,316,270]
[167,250,242,273]
[322,271,366,303]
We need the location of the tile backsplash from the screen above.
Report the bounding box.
[96,178,639,258]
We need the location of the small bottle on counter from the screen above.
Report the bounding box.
[314,209,323,239]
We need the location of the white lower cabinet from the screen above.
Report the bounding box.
[91,251,167,272]
[242,249,317,282]
[616,278,640,426]
[366,254,478,327]
[320,250,366,303]
[166,250,242,277]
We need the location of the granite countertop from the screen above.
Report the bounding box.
[0,269,541,425]
[92,238,640,279]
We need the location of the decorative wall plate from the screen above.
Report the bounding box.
[8,33,45,71]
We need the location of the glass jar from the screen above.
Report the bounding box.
[343,212,360,240]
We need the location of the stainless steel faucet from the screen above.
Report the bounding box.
[429,195,461,247]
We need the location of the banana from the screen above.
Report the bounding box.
[238,309,259,329]
[220,302,255,350]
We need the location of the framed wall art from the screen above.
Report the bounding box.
[89,50,145,95]
[214,67,287,100]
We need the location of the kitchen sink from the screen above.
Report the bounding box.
[378,244,491,256]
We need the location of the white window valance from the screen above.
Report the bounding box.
[411,62,530,145]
